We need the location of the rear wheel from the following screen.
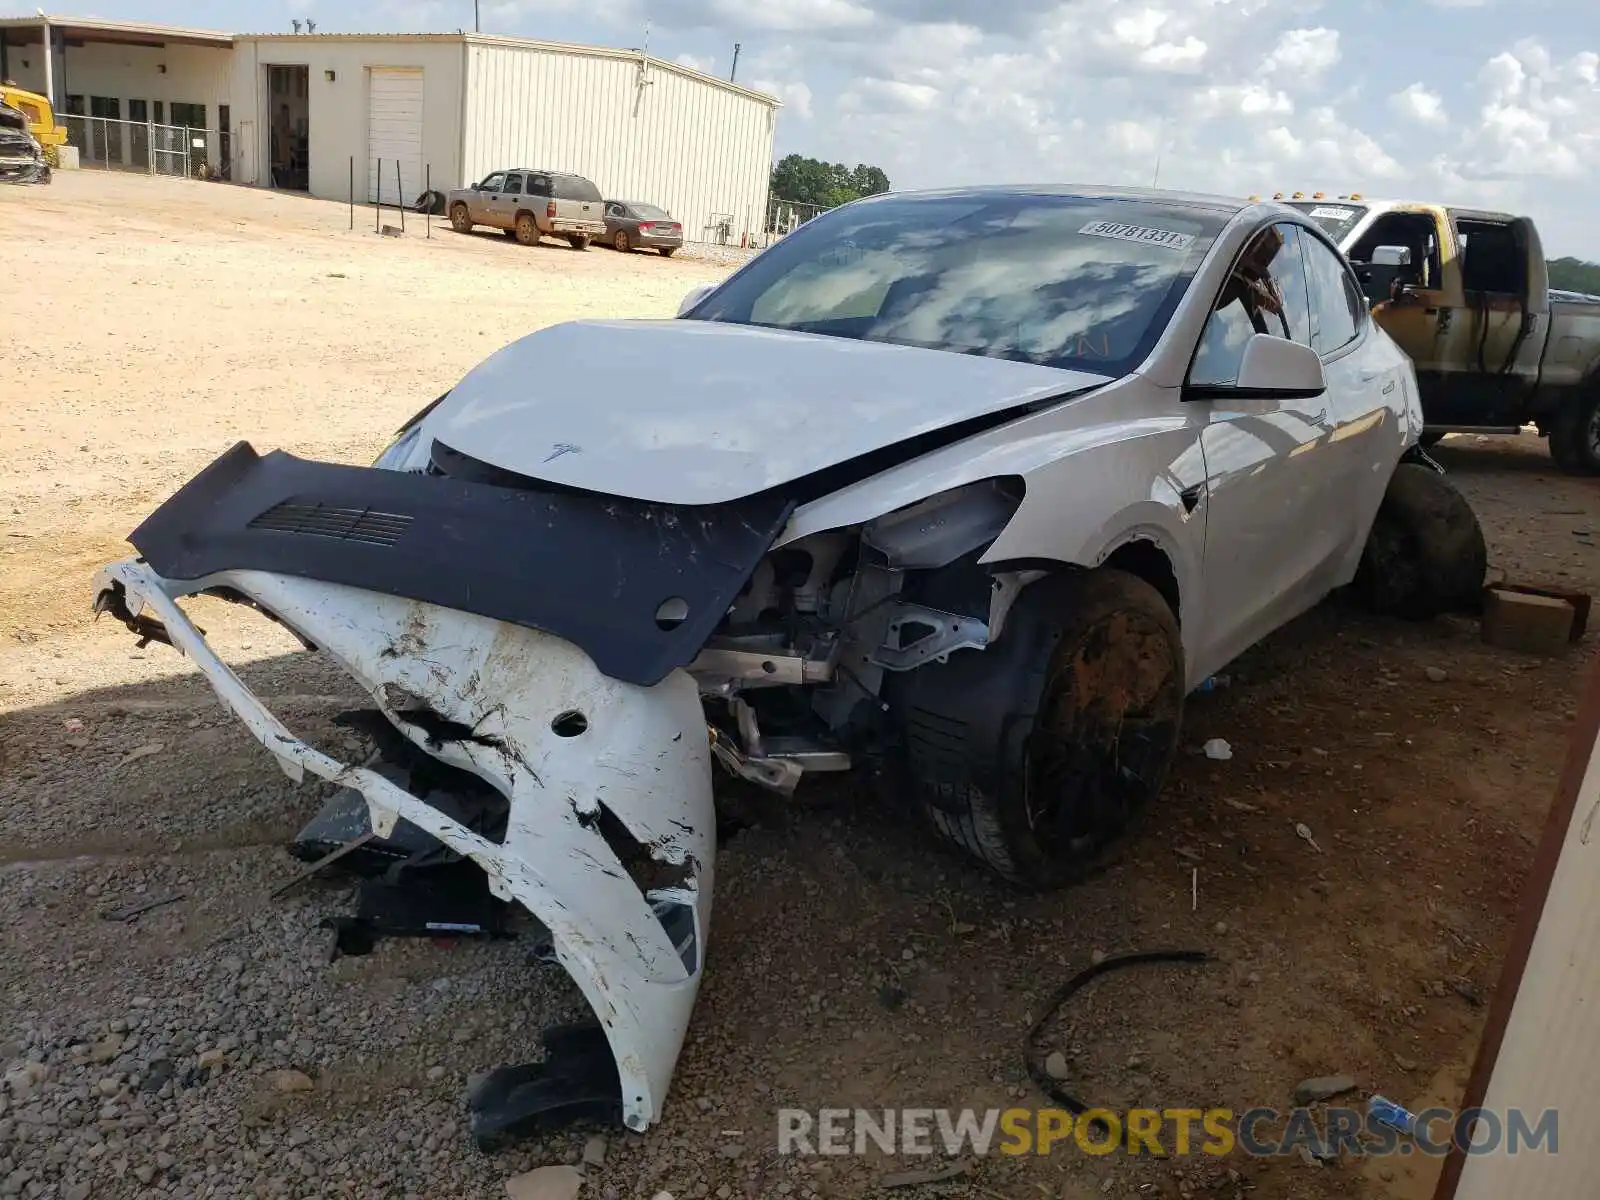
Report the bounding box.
[515,213,540,246]
[892,569,1184,891]
[1353,463,1487,619]
[567,234,591,251]
[449,204,472,234]
[1548,391,1600,476]
[659,247,676,258]
[614,230,632,253]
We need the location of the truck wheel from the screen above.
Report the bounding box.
[449,204,472,234]
[891,569,1184,891]
[515,213,539,246]
[566,234,591,251]
[1353,463,1487,620]
[1549,391,1600,476]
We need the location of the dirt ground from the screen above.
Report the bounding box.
[2,171,1596,1200]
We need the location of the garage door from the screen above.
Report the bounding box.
[367,67,424,205]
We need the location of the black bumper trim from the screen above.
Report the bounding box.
[128,442,793,688]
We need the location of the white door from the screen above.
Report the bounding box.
[1190,220,1345,669]
[367,68,424,206]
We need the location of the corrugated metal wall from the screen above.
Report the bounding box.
[463,43,776,247]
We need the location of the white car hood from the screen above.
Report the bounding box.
[419,319,1112,504]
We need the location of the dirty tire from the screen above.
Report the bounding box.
[449,204,472,234]
[614,230,632,253]
[892,569,1184,891]
[1548,391,1600,476]
[515,213,539,246]
[1418,431,1446,449]
[567,234,591,251]
[1353,463,1487,620]
[659,247,676,258]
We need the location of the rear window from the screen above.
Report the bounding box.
[553,174,602,202]
[632,203,669,220]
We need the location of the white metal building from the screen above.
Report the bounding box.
[0,14,781,247]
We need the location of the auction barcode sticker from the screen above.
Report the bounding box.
[1309,206,1356,220]
[1079,220,1196,251]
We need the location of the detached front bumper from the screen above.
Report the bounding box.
[92,557,715,1133]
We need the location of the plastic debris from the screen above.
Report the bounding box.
[1295,822,1323,853]
[1368,1095,1418,1136]
[1203,738,1233,761]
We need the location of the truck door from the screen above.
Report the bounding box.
[1351,207,1462,397]
[1443,211,1549,426]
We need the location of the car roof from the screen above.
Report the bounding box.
[868,183,1251,216]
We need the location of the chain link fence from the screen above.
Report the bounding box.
[60,114,226,179]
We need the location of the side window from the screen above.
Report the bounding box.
[504,172,523,194]
[1300,231,1360,355]
[1190,223,1312,387]
[480,172,505,192]
[1456,219,1523,295]
[608,203,625,218]
[525,174,551,197]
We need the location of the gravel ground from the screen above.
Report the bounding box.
[3,171,1599,1200]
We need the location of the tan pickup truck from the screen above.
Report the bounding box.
[1279,195,1600,474]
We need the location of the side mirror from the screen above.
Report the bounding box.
[1187,334,1326,402]
[677,282,716,317]
[1371,245,1412,267]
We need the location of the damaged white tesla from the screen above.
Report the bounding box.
[91,185,1486,1140]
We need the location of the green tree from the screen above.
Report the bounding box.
[769,154,892,210]
[1548,257,1600,294]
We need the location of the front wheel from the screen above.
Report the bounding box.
[1352,462,1487,619]
[1548,391,1600,475]
[449,204,472,234]
[892,569,1184,891]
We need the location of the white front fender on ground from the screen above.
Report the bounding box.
[93,558,715,1133]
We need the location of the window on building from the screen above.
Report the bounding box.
[169,102,206,129]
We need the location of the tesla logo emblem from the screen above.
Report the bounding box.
[543,443,581,463]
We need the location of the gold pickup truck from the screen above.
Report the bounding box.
[1274,193,1600,475]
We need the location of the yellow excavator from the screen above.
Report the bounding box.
[0,82,68,168]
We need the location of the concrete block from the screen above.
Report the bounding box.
[1482,588,1579,656]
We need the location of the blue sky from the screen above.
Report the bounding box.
[50,0,1600,257]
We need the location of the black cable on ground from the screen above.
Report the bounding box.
[1024,949,1215,1134]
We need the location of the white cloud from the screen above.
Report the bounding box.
[1261,27,1340,83]
[708,0,874,32]
[750,79,815,119]
[674,52,716,73]
[1390,82,1448,126]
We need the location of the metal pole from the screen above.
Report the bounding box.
[349,156,354,230]
[396,158,405,233]
[474,0,480,32]
[729,43,740,82]
[374,158,381,232]
[425,163,431,238]
[41,19,54,110]
[147,117,154,176]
